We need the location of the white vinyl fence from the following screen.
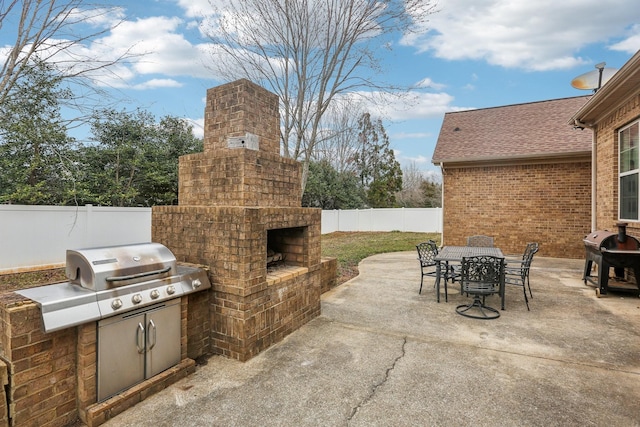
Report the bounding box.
[321,208,442,234]
[0,205,441,272]
[0,205,152,273]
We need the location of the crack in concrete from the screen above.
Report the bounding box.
[346,336,407,425]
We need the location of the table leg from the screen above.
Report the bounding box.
[435,261,441,303]
[500,275,505,310]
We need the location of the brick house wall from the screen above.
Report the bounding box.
[593,93,640,238]
[442,160,592,258]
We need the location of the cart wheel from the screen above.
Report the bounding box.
[595,288,601,298]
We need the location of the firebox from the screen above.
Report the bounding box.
[267,226,307,268]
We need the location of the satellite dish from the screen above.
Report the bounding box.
[571,64,618,91]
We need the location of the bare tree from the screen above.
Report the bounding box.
[396,161,442,208]
[396,161,425,207]
[0,0,131,107]
[204,0,436,191]
[313,97,363,173]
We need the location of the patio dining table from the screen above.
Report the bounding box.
[434,246,505,309]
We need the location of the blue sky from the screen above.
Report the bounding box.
[3,0,640,179]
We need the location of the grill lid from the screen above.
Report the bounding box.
[583,230,617,249]
[584,230,640,251]
[16,243,210,333]
[65,242,177,291]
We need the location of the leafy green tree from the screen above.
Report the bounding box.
[302,160,366,209]
[420,178,442,208]
[78,109,202,206]
[0,61,78,204]
[355,113,402,208]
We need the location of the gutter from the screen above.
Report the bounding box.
[439,162,445,245]
[433,150,591,165]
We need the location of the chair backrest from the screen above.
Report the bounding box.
[466,235,494,247]
[520,242,539,272]
[460,255,504,295]
[416,241,438,266]
[522,242,539,262]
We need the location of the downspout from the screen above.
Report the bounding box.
[591,128,597,232]
[439,163,445,245]
[575,119,597,231]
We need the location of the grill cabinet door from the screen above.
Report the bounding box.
[145,298,181,377]
[97,312,145,401]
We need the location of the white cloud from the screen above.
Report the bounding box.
[364,91,470,121]
[176,0,213,18]
[609,24,640,54]
[97,16,215,79]
[415,77,446,90]
[393,131,432,139]
[403,154,430,164]
[403,0,640,71]
[131,79,183,90]
[186,117,205,139]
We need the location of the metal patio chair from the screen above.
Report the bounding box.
[416,241,440,294]
[466,235,494,247]
[456,255,504,319]
[504,242,539,310]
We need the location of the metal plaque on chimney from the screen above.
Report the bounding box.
[227,133,259,150]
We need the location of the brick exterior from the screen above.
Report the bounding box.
[320,257,338,293]
[1,360,8,427]
[178,150,303,207]
[0,79,335,427]
[0,295,78,427]
[442,160,592,258]
[153,206,323,361]
[203,79,280,155]
[0,292,195,427]
[153,79,331,362]
[593,93,640,238]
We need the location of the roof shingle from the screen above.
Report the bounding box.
[432,96,592,164]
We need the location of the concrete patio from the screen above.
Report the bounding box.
[101,252,640,426]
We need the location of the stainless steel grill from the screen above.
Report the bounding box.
[17,242,211,333]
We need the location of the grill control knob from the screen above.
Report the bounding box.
[166,285,176,295]
[192,278,202,289]
[111,299,123,310]
[132,294,143,304]
[150,289,160,299]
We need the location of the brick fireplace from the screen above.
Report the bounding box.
[152,79,326,362]
[0,79,334,427]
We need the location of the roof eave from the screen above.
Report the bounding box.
[432,151,592,166]
[570,50,640,127]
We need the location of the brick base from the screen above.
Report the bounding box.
[0,359,7,427]
[82,359,196,427]
[320,257,338,293]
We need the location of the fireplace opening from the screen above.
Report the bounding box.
[267,226,307,271]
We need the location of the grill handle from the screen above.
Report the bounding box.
[105,266,172,283]
[136,323,145,354]
[148,319,157,350]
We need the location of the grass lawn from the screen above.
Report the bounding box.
[321,231,440,285]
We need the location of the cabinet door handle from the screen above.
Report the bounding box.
[148,319,157,350]
[136,322,145,354]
